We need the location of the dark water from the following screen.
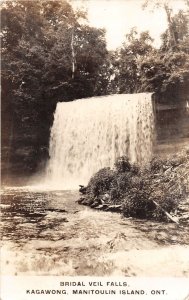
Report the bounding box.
[1,188,189,276]
[1,189,80,242]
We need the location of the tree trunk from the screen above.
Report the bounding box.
[71,28,75,79]
[164,4,177,48]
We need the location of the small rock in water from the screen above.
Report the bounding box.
[47,208,67,213]
[91,201,100,208]
[79,185,87,194]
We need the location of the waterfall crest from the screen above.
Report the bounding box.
[46,93,155,189]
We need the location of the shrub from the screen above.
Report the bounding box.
[122,188,156,219]
[83,151,189,222]
[116,172,132,193]
[149,157,164,173]
[114,156,131,173]
[87,167,115,197]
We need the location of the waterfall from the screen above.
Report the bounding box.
[46,93,155,189]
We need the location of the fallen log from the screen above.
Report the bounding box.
[153,200,179,224]
[95,204,122,212]
[95,204,108,210]
[104,204,122,212]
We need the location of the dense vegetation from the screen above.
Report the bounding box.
[79,150,189,222]
[1,0,189,178]
[107,3,189,99]
[1,0,109,177]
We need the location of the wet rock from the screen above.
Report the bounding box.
[77,197,94,206]
[77,197,85,204]
[46,208,67,213]
[90,201,100,208]
[79,185,87,194]
[95,204,106,210]
[105,204,122,212]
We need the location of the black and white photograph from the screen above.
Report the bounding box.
[1,0,189,299]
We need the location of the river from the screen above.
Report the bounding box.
[1,188,189,276]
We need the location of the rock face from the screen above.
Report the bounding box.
[154,97,189,157]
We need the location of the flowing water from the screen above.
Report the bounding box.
[45,93,154,189]
[1,188,189,276]
[1,93,189,277]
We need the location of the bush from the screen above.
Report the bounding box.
[114,156,131,173]
[87,167,115,197]
[82,151,189,222]
[149,157,164,173]
[122,189,156,219]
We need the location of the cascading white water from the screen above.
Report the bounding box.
[46,93,155,189]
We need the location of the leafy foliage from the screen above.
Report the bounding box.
[108,4,189,99]
[82,151,189,222]
[1,0,109,175]
[1,0,189,178]
[87,167,115,197]
[107,30,154,94]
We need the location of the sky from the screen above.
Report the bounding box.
[72,0,187,50]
